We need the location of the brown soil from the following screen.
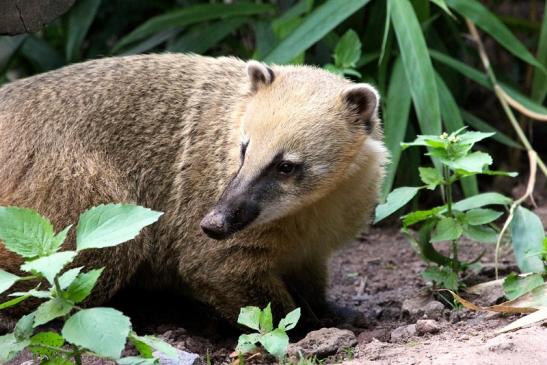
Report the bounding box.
[9,207,547,365]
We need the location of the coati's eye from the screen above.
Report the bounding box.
[277,161,296,175]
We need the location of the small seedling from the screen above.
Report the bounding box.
[0,204,178,364]
[375,128,523,290]
[324,29,362,78]
[236,303,300,361]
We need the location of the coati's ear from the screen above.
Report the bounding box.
[247,60,275,92]
[341,83,379,133]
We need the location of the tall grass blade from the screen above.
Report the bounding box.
[264,0,371,64]
[66,0,101,62]
[531,0,547,103]
[460,110,522,149]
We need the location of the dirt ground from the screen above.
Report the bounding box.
[9,205,547,365]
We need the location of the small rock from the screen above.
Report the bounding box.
[390,324,416,342]
[415,319,440,335]
[287,327,357,358]
[357,328,390,343]
[423,300,444,320]
[402,295,444,319]
[153,349,201,365]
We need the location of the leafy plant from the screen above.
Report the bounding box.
[374,128,522,290]
[236,303,300,361]
[0,204,179,364]
[324,29,362,78]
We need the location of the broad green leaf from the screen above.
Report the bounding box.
[457,131,496,145]
[375,186,421,223]
[422,266,458,290]
[58,267,83,290]
[431,217,463,242]
[382,57,412,198]
[65,268,103,303]
[237,306,261,331]
[21,251,77,284]
[113,4,273,53]
[62,307,131,359]
[14,313,35,341]
[334,30,361,68]
[265,0,371,63]
[260,303,273,333]
[0,207,55,258]
[451,193,512,211]
[20,36,64,72]
[34,298,73,327]
[51,225,72,253]
[418,167,444,190]
[65,0,101,62]
[118,357,158,365]
[531,0,547,103]
[402,206,445,227]
[503,273,544,301]
[430,0,454,17]
[128,334,154,358]
[168,18,247,54]
[464,209,503,226]
[9,289,51,299]
[0,333,29,363]
[390,0,441,138]
[510,206,545,273]
[446,0,546,73]
[259,328,289,360]
[236,333,260,354]
[76,204,162,250]
[272,0,314,32]
[30,331,65,357]
[0,294,30,310]
[0,269,19,294]
[120,29,179,56]
[130,335,178,360]
[463,224,498,243]
[444,151,493,173]
[278,307,301,331]
[460,111,522,149]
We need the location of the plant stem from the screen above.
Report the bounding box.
[466,19,547,177]
[53,276,65,300]
[18,275,40,281]
[444,166,458,272]
[73,346,83,365]
[31,344,73,354]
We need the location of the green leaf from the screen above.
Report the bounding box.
[421,266,458,290]
[260,328,289,359]
[128,334,154,358]
[278,307,300,331]
[51,225,72,253]
[531,0,547,103]
[34,298,73,327]
[451,193,512,211]
[0,35,26,74]
[0,207,56,258]
[402,206,445,227]
[259,303,273,333]
[464,209,503,226]
[21,251,77,284]
[390,0,441,138]
[382,57,412,198]
[457,130,496,145]
[265,0,371,63]
[503,273,544,301]
[463,224,498,243]
[58,267,83,290]
[446,0,546,73]
[62,307,131,359]
[0,294,30,310]
[237,306,261,331]
[20,36,64,72]
[418,167,444,190]
[0,269,19,294]
[430,0,454,17]
[14,313,35,341]
[65,0,101,62]
[0,333,29,363]
[129,335,178,360]
[375,187,421,223]
[431,217,463,242]
[460,110,522,149]
[118,357,158,365]
[168,18,246,54]
[9,289,51,299]
[444,151,493,173]
[76,204,162,251]
[65,268,103,303]
[30,331,65,357]
[334,30,361,68]
[510,206,545,273]
[236,333,260,354]
[113,4,273,53]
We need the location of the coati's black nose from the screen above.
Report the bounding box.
[200,201,260,240]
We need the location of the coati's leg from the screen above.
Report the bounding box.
[0,146,149,325]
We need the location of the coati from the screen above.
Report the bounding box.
[0,54,388,325]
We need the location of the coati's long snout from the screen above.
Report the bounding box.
[200,173,260,240]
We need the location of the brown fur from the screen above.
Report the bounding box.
[0,54,387,325]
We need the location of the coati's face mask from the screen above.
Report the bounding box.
[200,61,380,240]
